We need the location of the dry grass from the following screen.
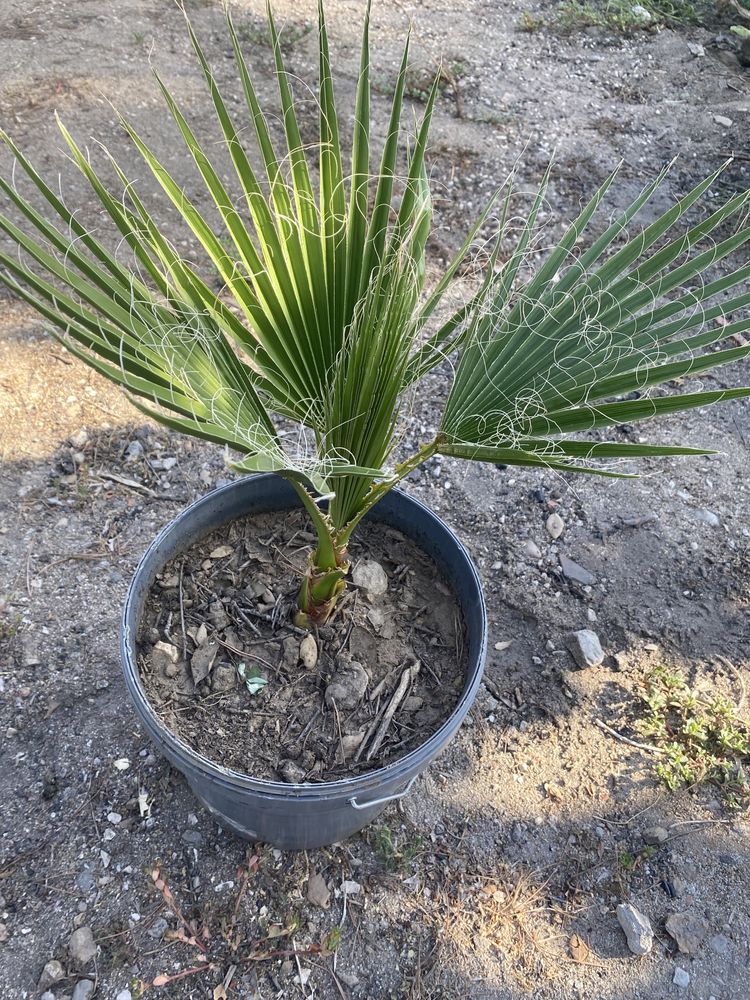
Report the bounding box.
[411,866,559,994]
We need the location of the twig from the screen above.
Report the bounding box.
[96,470,156,497]
[178,561,187,661]
[594,719,665,754]
[365,660,420,762]
[331,698,345,765]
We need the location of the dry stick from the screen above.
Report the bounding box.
[178,561,188,661]
[594,718,665,755]
[368,660,407,703]
[331,698,345,764]
[365,660,421,762]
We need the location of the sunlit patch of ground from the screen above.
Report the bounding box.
[0,302,141,461]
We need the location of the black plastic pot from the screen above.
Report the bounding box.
[121,474,487,850]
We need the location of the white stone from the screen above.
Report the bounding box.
[546,513,564,539]
[616,902,653,955]
[673,967,690,988]
[352,559,388,598]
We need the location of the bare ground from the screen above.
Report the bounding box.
[1,1,750,998]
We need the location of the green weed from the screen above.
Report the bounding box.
[636,666,750,805]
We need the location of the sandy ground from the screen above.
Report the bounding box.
[1,1,750,998]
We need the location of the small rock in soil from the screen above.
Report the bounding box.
[367,607,385,630]
[546,512,564,539]
[150,641,180,675]
[559,554,596,586]
[567,629,604,669]
[665,910,709,954]
[696,509,720,527]
[190,640,219,685]
[713,115,733,128]
[616,902,653,956]
[306,871,331,909]
[522,539,541,560]
[68,925,97,967]
[181,830,203,846]
[72,981,95,1000]
[340,732,365,758]
[673,967,690,988]
[299,634,318,670]
[75,868,95,892]
[643,825,669,846]
[211,662,236,693]
[147,917,169,940]
[279,760,306,783]
[352,559,388,598]
[325,656,369,709]
[709,933,730,954]
[40,993,56,1000]
[209,545,233,559]
[116,991,133,1000]
[69,429,88,449]
[687,41,705,57]
[39,960,65,989]
[124,440,143,462]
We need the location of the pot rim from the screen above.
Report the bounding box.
[121,474,486,800]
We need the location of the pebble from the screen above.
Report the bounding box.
[39,960,65,989]
[72,981,95,1000]
[211,662,236,693]
[666,911,709,954]
[69,429,88,449]
[306,872,331,909]
[68,926,97,967]
[124,440,143,462]
[325,656,369,709]
[559,554,596,586]
[279,760,306,783]
[209,544,233,559]
[299,634,318,670]
[522,539,541,560]
[687,41,705,57]
[116,991,133,1000]
[107,812,122,824]
[709,933,729,954]
[673,967,690,989]
[696,509,720,527]
[643,825,669,846]
[616,902,653,955]
[152,456,177,472]
[546,512,564,539]
[147,917,169,940]
[75,870,96,893]
[352,559,388,598]
[714,115,733,128]
[567,629,604,669]
[40,993,56,1000]
[181,830,203,846]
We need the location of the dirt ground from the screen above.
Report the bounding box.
[1,1,750,998]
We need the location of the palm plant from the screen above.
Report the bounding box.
[2,1,750,625]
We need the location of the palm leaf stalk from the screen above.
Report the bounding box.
[2,2,750,625]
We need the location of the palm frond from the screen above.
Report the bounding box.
[439,169,750,471]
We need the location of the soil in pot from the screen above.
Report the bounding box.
[137,507,468,781]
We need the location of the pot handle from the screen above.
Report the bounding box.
[348,774,418,811]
